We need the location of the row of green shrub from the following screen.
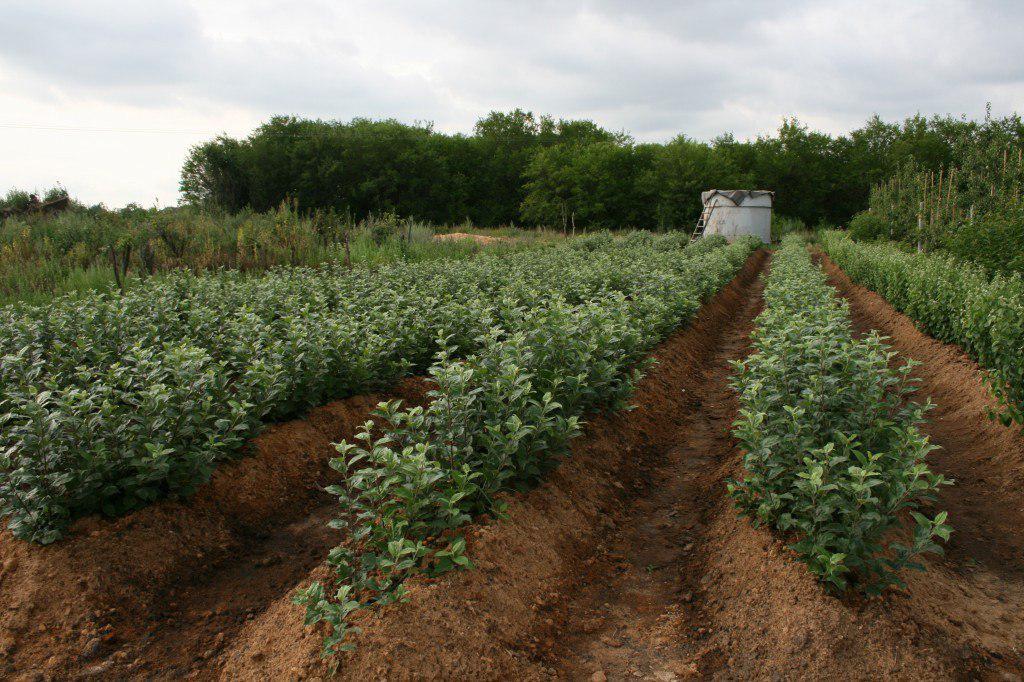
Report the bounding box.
[848,206,1024,276]
[845,125,1024,276]
[729,235,950,593]
[297,236,760,654]
[0,233,725,543]
[821,230,1024,426]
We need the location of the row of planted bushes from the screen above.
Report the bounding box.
[847,206,1024,277]
[728,235,951,593]
[820,230,1024,426]
[0,232,728,543]
[297,236,761,654]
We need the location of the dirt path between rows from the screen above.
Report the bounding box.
[305,249,1020,680]
[0,380,430,681]
[211,250,772,680]
[821,252,1024,678]
[503,250,1024,681]
[539,251,766,680]
[516,252,1024,681]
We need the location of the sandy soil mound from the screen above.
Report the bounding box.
[432,232,508,246]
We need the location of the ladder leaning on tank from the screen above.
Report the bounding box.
[689,202,716,242]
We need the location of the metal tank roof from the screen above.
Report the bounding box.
[700,190,774,206]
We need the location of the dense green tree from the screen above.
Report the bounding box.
[520,143,579,230]
[177,109,1024,230]
[642,136,749,230]
[470,109,544,225]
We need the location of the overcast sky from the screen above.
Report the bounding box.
[2,0,1023,208]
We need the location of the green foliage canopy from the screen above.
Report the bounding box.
[179,110,1005,230]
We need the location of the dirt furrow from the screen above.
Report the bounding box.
[12,248,1022,681]
[211,251,771,680]
[216,248,1024,680]
[95,505,338,679]
[0,380,429,681]
[649,253,1024,680]
[540,253,764,681]
[820,252,1024,676]
[0,251,768,681]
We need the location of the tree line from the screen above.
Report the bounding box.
[850,108,1024,273]
[180,109,1022,231]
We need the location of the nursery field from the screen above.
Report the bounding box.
[1,232,1023,680]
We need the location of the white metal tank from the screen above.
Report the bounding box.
[699,190,773,244]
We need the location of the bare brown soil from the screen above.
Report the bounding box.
[212,249,772,681]
[821,252,1024,675]
[5,249,1024,681]
[0,379,428,680]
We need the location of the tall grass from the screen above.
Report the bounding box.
[0,203,554,304]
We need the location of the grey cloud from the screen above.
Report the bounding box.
[193,40,445,122]
[0,0,443,119]
[0,1,203,87]
[1,0,1023,141]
